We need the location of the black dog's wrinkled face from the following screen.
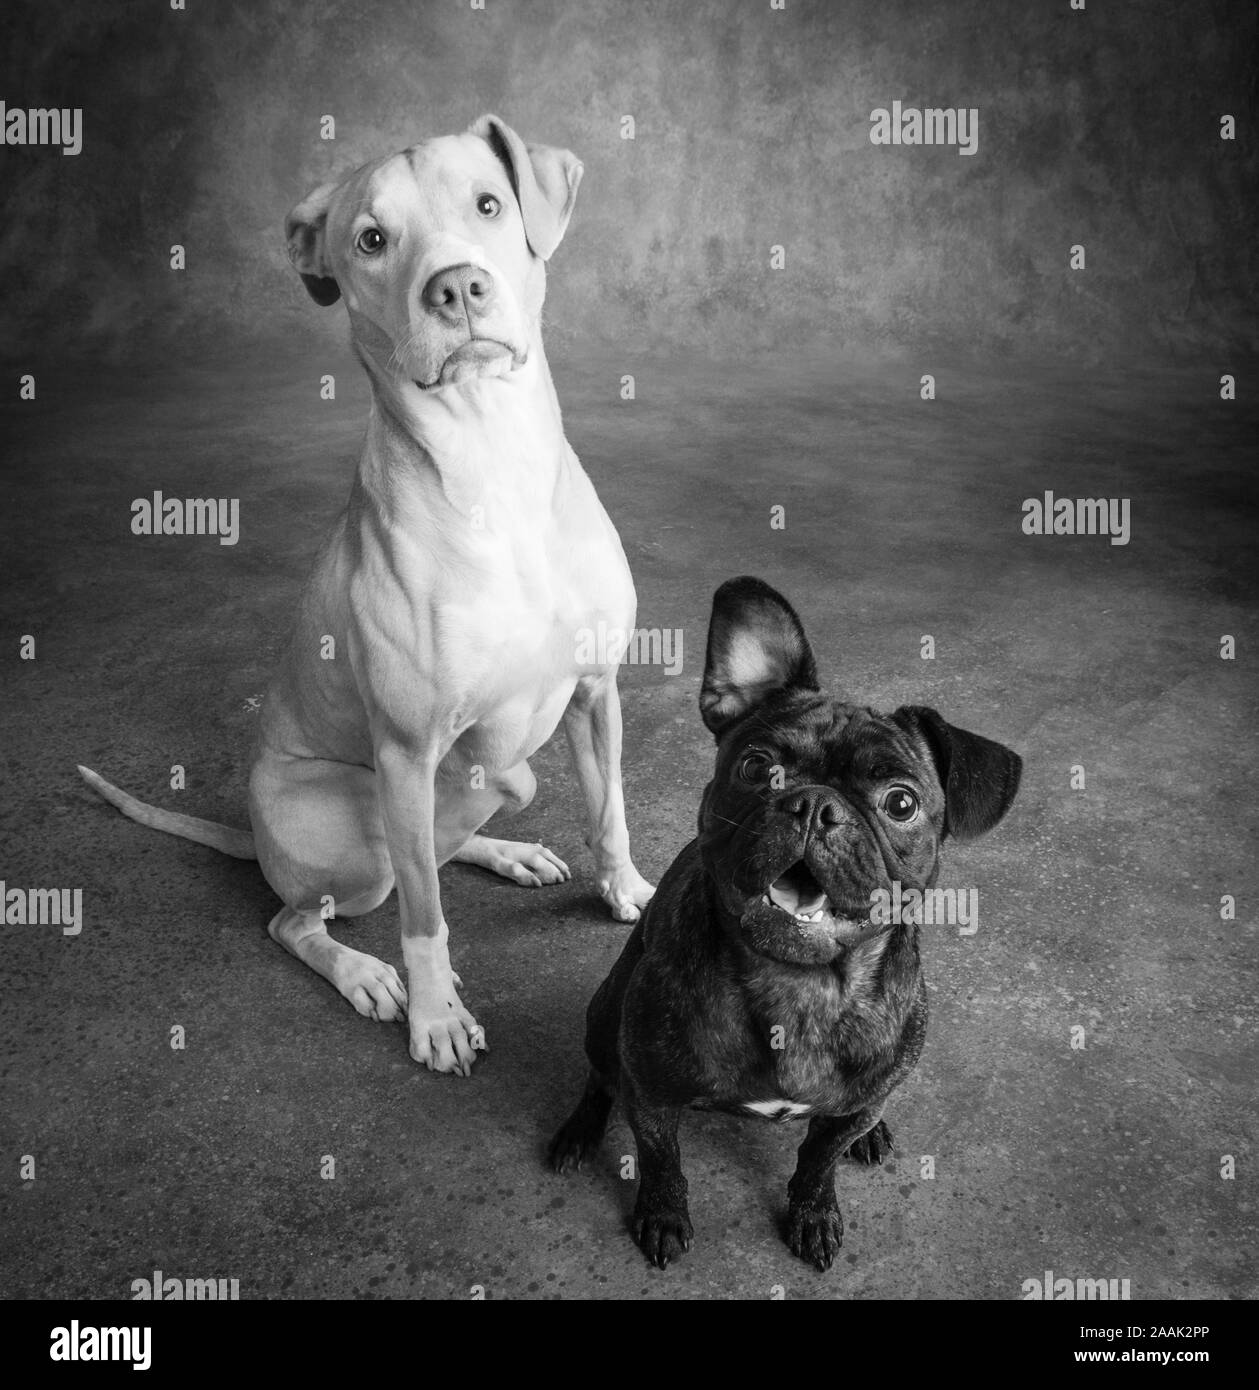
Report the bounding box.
[697,577,1022,967]
[699,694,947,965]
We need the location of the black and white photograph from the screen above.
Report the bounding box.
[1,0,1254,1335]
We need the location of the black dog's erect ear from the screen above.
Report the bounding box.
[894,706,1022,841]
[285,180,341,307]
[469,114,583,261]
[700,577,819,737]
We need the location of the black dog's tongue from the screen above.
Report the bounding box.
[743,859,885,964]
[765,862,828,920]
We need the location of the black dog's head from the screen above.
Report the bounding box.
[697,577,1022,966]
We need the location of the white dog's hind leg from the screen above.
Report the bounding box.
[267,905,408,1023]
[444,760,570,886]
[452,836,571,886]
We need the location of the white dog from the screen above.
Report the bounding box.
[81,115,654,1075]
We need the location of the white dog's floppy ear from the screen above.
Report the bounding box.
[470,114,583,260]
[700,577,820,737]
[285,180,341,306]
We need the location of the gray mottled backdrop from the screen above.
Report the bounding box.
[1,0,1255,364]
[2,0,1257,1316]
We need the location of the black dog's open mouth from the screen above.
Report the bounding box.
[763,860,829,921]
[760,860,869,930]
[738,858,876,966]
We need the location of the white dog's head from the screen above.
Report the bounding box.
[286,115,582,393]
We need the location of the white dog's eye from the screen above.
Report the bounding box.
[476,193,502,218]
[881,787,920,823]
[355,227,386,255]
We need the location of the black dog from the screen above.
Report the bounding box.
[549,577,1022,1270]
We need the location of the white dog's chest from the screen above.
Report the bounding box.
[452,580,629,760]
[425,510,634,765]
[328,430,635,775]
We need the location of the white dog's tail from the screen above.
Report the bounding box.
[77,765,257,861]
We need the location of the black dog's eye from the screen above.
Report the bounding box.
[476,193,502,218]
[356,227,386,255]
[738,751,773,783]
[881,787,920,822]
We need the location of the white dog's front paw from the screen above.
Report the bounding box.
[408,990,486,1076]
[598,864,655,923]
[332,949,409,1023]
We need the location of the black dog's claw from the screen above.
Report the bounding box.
[548,1121,593,1175]
[548,1083,614,1175]
[846,1119,894,1165]
[632,1206,694,1269]
[785,1199,844,1271]
[548,1094,613,1174]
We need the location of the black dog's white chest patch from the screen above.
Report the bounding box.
[742,1099,813,1121]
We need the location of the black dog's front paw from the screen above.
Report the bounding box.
[632,1197,694,1269]
[846,1119,893,1165]
[786,1197,844,1271]
[549,1109,604,1175]
[548,1122,593,1175]
[548,1083,614,1175]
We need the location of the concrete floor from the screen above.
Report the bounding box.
[1,344,1255,1300]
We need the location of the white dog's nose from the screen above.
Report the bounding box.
[422,264,496,325]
